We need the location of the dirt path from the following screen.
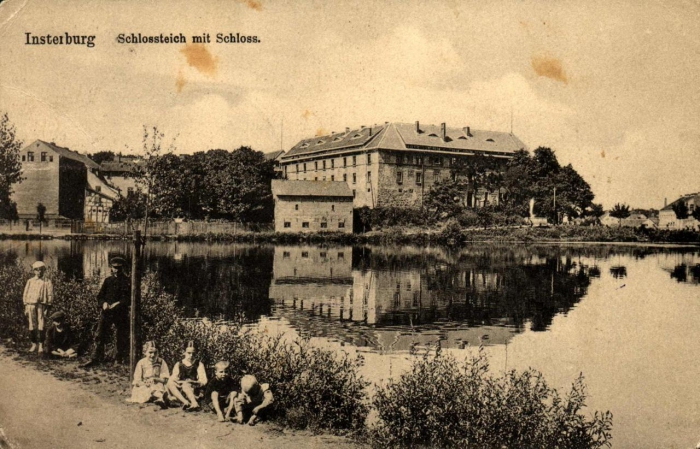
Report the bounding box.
[0,347,361,449]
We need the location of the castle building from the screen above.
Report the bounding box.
[279,121,527,208]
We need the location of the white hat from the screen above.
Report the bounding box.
[31,261,46,269]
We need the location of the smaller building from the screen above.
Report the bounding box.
[271,180,353,233]
[264,150,286,177]
[659,193,700,230]
[99,155,144,196]
[85,171,120,223]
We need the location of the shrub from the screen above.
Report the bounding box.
[371,348,612,448]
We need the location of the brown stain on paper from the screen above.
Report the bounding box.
[315,128,328,137]
[601,150,606,158]
[180,44,219,77]
[302,110,313,120]
[531,55,568,84]
[175,70,187,93]
[240,0,263,11]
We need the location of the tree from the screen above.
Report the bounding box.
[36,202,46,235]
[0,113,23,220]
[672,201,689,220]
[109,191,147,222]
[609,203,631,227]
[692,205,700,222]
[89,151,116,165]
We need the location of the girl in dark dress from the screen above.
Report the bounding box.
[167,341,208,411]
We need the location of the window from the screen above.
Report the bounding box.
[416,156,423,165]
[296,164,299,172]
[302,222,309,229]
[367,171,371,182]
[41,152,47,162]
[314,161,318,170]
[295,204,299,210]
[367,153,372,164]
[284,222,291,228]
[303,163,307,173]
[338,222,345,229]
[343,174,347,182]
[127,187,134,195]
[322,176,326,181]
[49,155,53,162]
[322,160,326,170]
[433,170,440,182]
[338,251,345,258]
[320,222,328,229]
[283,251,291,258]
[314,177,318,181]
[396,154,404,165]
[352,189,356,197]
[301,251,309,257]
[407,282,412,291]
[320,252,327,258]
[352,155,356,166]
[343,157,347,167]
[352,173,356,184]
[397,171,403,184]
[331,159,335,169]
[27,152,34,162]
[432,157,442,165]
[331,204,335,211]
[331,175,335,181]
[22,155,25,162]
[416,172,422,185]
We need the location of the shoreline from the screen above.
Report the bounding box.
[1,225,699,246]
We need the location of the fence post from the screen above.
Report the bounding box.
[129,230,142,382]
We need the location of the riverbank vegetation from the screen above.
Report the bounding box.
[0,263,615,446]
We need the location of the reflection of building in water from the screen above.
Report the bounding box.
[658,252,700,285]
[269,246,594,349]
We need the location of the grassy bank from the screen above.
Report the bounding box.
[0,264,613,447]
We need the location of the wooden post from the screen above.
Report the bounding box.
[129,230,142,382]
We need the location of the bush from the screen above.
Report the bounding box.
[371,348,612,448]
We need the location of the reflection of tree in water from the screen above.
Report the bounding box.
[363,246,593,332]
[152,247,274,322]
[670,264,700,284]
[588,266,601,278]
[609,266,627,279]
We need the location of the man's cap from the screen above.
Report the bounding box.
[31,261,46,269]
[49,311,66,322]
[109,257,127,267]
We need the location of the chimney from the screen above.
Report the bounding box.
[664,197,667,207]
[441,122,446,141]
[360,125,366,129]
[415,121,420,133]
[369,127,372,137]
[466,126,472,137]
[345,127,350,133]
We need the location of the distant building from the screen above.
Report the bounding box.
[600,212,657,228]
[264,150,286,177]
[85,171,120,223]
[279,121,526,208]
[99,155,144,196]
[13,140,99,220]
[659,193,700,230]
[271,180,353,233]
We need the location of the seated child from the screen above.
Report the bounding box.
[126,341,170,407]
[43,311,76,358]
[233,375,274,426]
[167,341,208,411]
[204,361,237,422]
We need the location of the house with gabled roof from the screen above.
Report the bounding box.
[659,193,700,230]
[12,140,99,220]
[279,121,527,208]
[271,179,353,233]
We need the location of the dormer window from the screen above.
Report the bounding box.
[351,134,362,139]
[316,140,325,145]
[486,138,495,142]
[333,137,342,142]
[300,143,310,148]
[458,136,467,140]
[428,133,438,137]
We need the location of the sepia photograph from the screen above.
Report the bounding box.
[0,0,699,447]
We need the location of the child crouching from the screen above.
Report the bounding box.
[43,311,76,358]
[233,375,274,426]
[126,341,170,408]
[204,361,236,422]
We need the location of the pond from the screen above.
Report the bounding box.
[2,239,699,448]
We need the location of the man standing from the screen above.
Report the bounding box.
[81,256,131,368]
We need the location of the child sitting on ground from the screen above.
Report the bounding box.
[126,341,170,408]
[43,311,76,358]
[204,361,237,422]
[22,260,53,353]
[233,374,274,426]
[167,341,208,411]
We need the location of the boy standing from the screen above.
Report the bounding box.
[22,261,53,353]
[204,361,236,422]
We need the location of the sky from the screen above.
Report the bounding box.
[1,0,699,209]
